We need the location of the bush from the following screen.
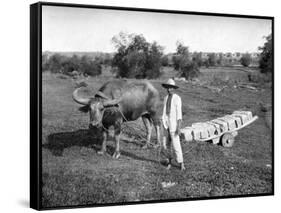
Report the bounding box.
[240,53,252,67]
[192,52,204,67]
[181,62,200,80]
[61,56,80,75]
[259,34,272,73]
[102,53,113,66]
[203,60,210,68]
[42,53,102,77]
[80,56,102,76]
[45,54,67,73]
[161,55,169,67]
[207,53,216,66]
[172,42,200,80]
[111,32,163,79]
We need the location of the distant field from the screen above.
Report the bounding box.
[42,66,272,208]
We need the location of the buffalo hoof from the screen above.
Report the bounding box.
[166,164,171,170]
[153,143,160,149]
[112,151,120,159]
[142,144,149,149]
[97,150,105,155]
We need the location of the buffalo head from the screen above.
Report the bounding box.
[72,87,120,128]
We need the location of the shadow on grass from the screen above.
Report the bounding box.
[44,128,159,164]
[43,128,103,156]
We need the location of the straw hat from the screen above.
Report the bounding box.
[162,78,179,89]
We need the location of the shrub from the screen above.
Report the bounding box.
[203,60,210,68]
[80,56,102,76]
[42,53,102,77]
[259,34,272,73]
[161,55,169,67]
[102,53,113,66]
[207,53,216,66]
[240,53,252,67]
[192,52,204,67]
[45,54,67,73]
[61,58,79,75]
[172,42,200,80]
[42,53,49,71]
[172,55,181,71]
[181,61,200,80]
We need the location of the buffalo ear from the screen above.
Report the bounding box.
[78,105,90,113]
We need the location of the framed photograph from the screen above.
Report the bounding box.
[30,1,274,210]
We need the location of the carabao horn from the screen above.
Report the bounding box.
[72,87,91,105]
[103,98,121,107]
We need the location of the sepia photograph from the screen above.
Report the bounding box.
[33,2,273,209]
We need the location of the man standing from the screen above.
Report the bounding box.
[162,78,185,171]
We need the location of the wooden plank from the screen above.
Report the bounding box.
[192,127,202,140]
[217,116,236,131]
[206,122,222,135]
[232,113,248,124]
[233,111,253,123]
[192,122,215,139]
[225,115,242,128]
[210,119,228,132]
[180,127,193,142]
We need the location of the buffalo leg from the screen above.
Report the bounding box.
[154,124,161,147]
[113,125,121,159]
[142,115,152,149]
[151,114,162,147]
[97,131,107,155]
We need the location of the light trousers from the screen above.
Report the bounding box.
[163,128,183,163]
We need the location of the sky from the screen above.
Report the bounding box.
[42,5,272,54]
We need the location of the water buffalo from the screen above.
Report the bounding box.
[72,79,161,159]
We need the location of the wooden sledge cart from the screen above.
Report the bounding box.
[180,111,258,147]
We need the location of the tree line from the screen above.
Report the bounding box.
[42,32,272,79]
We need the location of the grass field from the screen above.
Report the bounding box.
[42,66,272,208]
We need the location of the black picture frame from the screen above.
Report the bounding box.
[30,1,274,210]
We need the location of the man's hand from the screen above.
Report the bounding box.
[175,119,182,136]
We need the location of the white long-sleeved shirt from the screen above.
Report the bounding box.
[162,93,182,131]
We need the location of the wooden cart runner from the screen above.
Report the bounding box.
[180,111,258,147]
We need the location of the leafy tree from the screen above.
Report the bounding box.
[61,55,80,74]
[42,53,49,71]
[111,32,163,79]
[216,53,224,66]
[172,42,200,79]
[42,53,102,77]
[240,53,252,67]
[145,42,163,79]
[192,52,204,67]
[103,53,113,66]
[207,53,216,66]
[181,62,200,80]
[46,54,67,73]
[172,42,190,71]
[259,34,272,73]
[79,55,102,76]
[161,55,169,67]
[203,59,210,68]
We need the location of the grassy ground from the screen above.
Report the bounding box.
[42,66,272,208]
